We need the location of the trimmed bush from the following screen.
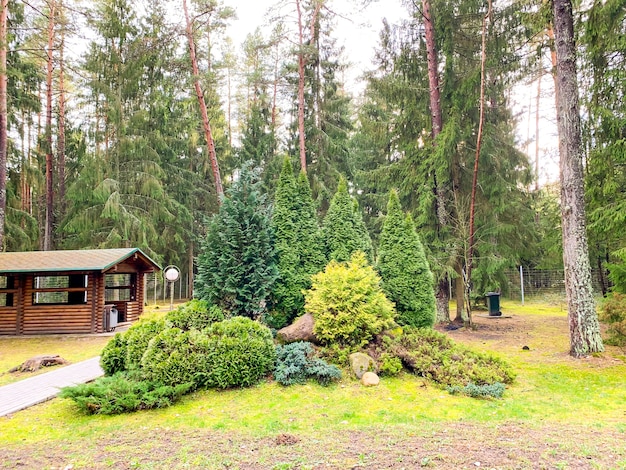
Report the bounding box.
[305,252,396,348]
[60,373,192,415]
[165,299,225,331]
[599,293,626,346]
[140,328,212,388]
[100,333,127,376]
[274,341,341,386]
[202,317,276,389]
[124,318,168,370]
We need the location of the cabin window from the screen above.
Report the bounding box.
[32,274,88,305]
[0,276,15,307]
[105,273,136,302]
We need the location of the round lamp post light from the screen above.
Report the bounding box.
[164,265,180,311]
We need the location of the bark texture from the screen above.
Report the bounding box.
[183,0,223,199]
[552,0,604,357]
[422,0,450,323]
[0,0,7,251]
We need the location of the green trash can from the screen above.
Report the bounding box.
[485,292,501,316]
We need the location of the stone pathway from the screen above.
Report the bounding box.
[0,357,103,417]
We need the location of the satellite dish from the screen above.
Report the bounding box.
[164,265,180,282]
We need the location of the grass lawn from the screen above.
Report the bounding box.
[0,299,625,469]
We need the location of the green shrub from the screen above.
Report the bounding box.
[124,318,167,370]
[378,353,403,377]
[140,328,212,388]
[370,327,515,388]
[274,341,341,386]
[447,382,506,399]
[100,333,128,376]
[165,299,225,331]
[60,373,192,415]
[202,317,276,389]
[305,252,396,348]
[599,293,626,346]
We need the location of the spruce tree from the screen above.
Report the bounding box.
[377,190,436,328]
[269,159,324,326]
[321,177,373,263]
[195,162,278,319]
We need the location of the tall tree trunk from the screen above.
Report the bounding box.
[57,0,66,221]
[295,0,322,173]
[422,0,449,323]
[44,0,56,251]
[0,0,7,251]
[466,0,492,324]
[552,0,604,357]
[182,0,223,199]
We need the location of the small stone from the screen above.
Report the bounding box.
[361,371,380,386]
[349,352,376,379]
[473,462,481,467]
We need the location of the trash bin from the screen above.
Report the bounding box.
[485,292,501,316]
[104,304,118,331]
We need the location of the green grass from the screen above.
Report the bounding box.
[1,299,625,468]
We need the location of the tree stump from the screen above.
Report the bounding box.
[9,355,68,373]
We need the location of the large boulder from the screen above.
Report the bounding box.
[276,313,318,344]
[349,352,376,379]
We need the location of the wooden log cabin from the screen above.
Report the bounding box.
[0,248,161,335]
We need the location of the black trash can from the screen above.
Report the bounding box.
[485,292,501,316]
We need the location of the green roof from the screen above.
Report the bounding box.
[0,248,162,274]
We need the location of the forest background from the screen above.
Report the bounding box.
[0,0,623,322]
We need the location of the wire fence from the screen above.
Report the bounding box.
[145,272,191,304]
[501,267,607,301]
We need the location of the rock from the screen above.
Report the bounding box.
[349,352,376,379]
[276,313,318,344]
[361,371,380,386]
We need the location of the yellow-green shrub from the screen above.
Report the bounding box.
[305,252,395,348]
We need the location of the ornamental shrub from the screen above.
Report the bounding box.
[202,317,276,389]
[274,341,341,386]
[377,190,436,328]
[60,372,192,415]
[599,293,626,346]
[100,333,127,376]
[195,162,278,319]
[140,328,213,388]
[124,318,167,370]
[165,299,224,331]
[447,382,506,399]
[305,252,395,348]
[368,327,515,388]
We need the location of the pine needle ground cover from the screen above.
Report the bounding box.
[1,300,625,469]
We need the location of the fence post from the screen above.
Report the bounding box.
[519,264,524,305]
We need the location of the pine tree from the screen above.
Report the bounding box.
[377,190,436,328]
[321,177,372,263]
[195,162,278,319]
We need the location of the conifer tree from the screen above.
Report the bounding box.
[269,158,324,326]
[195,162,278,319]
[377,190,436,328]
[321,177,372,263]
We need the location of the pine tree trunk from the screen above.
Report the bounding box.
[57,2,66,220]
[296,0,307,172]
[552,0,604,357]
[44,0,56,251]
[0,0,7,251]
[182,0,223,199]
[422,0,450,322]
